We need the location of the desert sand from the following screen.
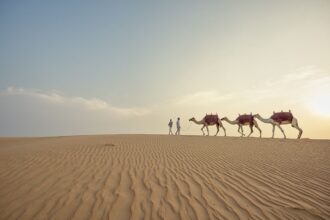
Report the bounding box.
[0,135,329,220]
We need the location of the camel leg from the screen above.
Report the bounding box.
[247,125,253,137]
[237,126,242,136]
[218,120,226,136]
[222,125,226,136]
[201,125,206,136]
[292,117,303,139]
[276,124,286,139]
[206,126,210,136]
[215,124,219,136]
[272,124,275,138]
[241,126,245,136]
[238,125,244,137]
[253,120,262,138]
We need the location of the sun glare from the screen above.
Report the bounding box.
[309,93,330,117]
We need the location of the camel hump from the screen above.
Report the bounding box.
[271,111,293,123]
[204,114,219,125]
[237,114,254,124]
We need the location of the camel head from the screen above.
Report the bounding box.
[189,117,195,122]
[221,117,227,121]
[253,114,260,117]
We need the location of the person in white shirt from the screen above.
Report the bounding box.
[175,117,181,135]
[168,119,173,135]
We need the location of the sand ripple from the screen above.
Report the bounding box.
[0,135,329,220]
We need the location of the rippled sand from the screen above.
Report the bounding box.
[0,135,329,220]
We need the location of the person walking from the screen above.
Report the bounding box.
[168,119,173,135]
[175,117,181,135]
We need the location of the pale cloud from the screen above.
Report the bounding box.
[1,87,150,117]
[174,90,233,106]
[170,67,330,112]
[166,66,330,109]
[5,87,65,103]
[282,66,318,83]
[239,66,330,103]
[265,66,327,87]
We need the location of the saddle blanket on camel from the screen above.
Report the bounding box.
[204,115,219,125]
[236,114,254,125]
[271,112,293,124]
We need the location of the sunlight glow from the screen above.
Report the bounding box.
[309,92,330,117]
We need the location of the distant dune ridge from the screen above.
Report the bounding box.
[0,135,329,220]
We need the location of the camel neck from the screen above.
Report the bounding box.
[256,115,272,124]
[192,119,204,125]
[223,118,237,125]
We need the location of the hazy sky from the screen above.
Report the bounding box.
[1,0,330,138]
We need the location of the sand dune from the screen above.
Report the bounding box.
[0,135,329,220]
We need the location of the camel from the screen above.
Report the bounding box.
[189,114,226,136]
[254,110,303,139]
[221,113,262,137]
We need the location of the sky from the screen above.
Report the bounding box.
[1,0,330,139]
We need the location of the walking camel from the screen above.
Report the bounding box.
[254,110,303,139]
[189,114,226,136]
[221,113,262,137]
